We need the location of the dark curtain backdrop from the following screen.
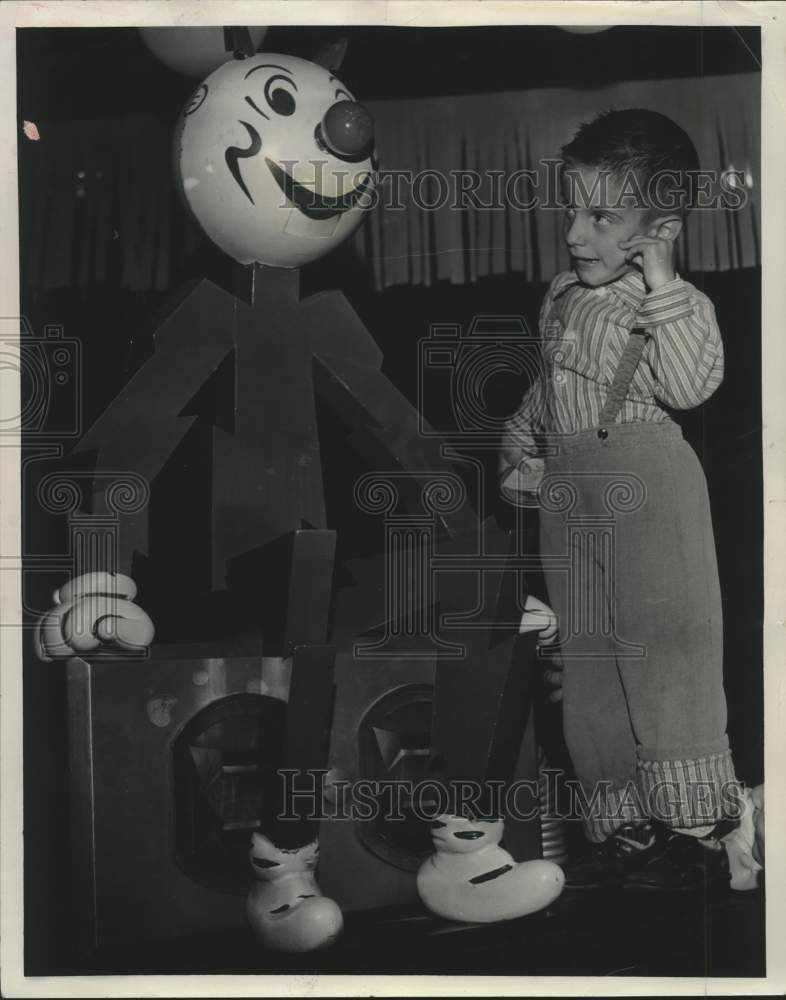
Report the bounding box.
[19,73,760,296]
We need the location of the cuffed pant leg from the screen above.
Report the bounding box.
[539,424,737,839]
[637,751,741,828]
[609,434,736,825]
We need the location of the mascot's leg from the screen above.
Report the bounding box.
[246,643,343,952]
[416,537,564,923]
[245,530,343,952]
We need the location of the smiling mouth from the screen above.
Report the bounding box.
[572,256,600,264]
[266,158,373,220]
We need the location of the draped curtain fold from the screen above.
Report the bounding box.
[19,73,759,293]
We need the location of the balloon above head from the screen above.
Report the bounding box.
[558,25,612,34]
[139,26,268,77]
[173,52,377,268]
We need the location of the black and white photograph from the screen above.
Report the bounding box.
[1,1,784,995]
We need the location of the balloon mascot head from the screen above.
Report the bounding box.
[174,48,376,268]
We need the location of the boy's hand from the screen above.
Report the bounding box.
[618,222,678,291]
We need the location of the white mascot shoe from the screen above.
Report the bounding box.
[35,572,155,661]
[417,815,564,923]
[246,833,343,952]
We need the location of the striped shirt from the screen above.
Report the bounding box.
[500,270,724,474]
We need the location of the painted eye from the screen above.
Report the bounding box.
[264,75,297,116]
[334,88,353,101]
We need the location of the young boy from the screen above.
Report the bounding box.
[500,109,750,890]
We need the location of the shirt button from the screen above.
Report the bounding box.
[597,428,608,440]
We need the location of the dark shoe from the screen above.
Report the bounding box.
[562,822,660,891]
[624,824,730,892]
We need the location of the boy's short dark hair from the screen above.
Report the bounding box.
[560,108,700,216]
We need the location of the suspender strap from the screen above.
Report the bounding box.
[598,327,649,425]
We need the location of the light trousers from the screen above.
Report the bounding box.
[539,421,737,841]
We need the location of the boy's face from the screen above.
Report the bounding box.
[561,164,654,287]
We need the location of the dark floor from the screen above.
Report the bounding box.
[78,880,765,979]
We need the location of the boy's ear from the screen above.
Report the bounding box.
[649,215,683,242]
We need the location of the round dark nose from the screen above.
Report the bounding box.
[316,100,375,161]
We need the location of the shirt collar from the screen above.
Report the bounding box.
[552,269,647,312]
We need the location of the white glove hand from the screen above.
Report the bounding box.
[518,594,558,641]
[35,572,155,662]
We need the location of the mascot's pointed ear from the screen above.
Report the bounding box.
[313,37,348,73]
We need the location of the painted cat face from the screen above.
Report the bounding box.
[174,53,376,268]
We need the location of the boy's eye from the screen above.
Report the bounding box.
[593,213,612,227]
[564,208,576,222]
